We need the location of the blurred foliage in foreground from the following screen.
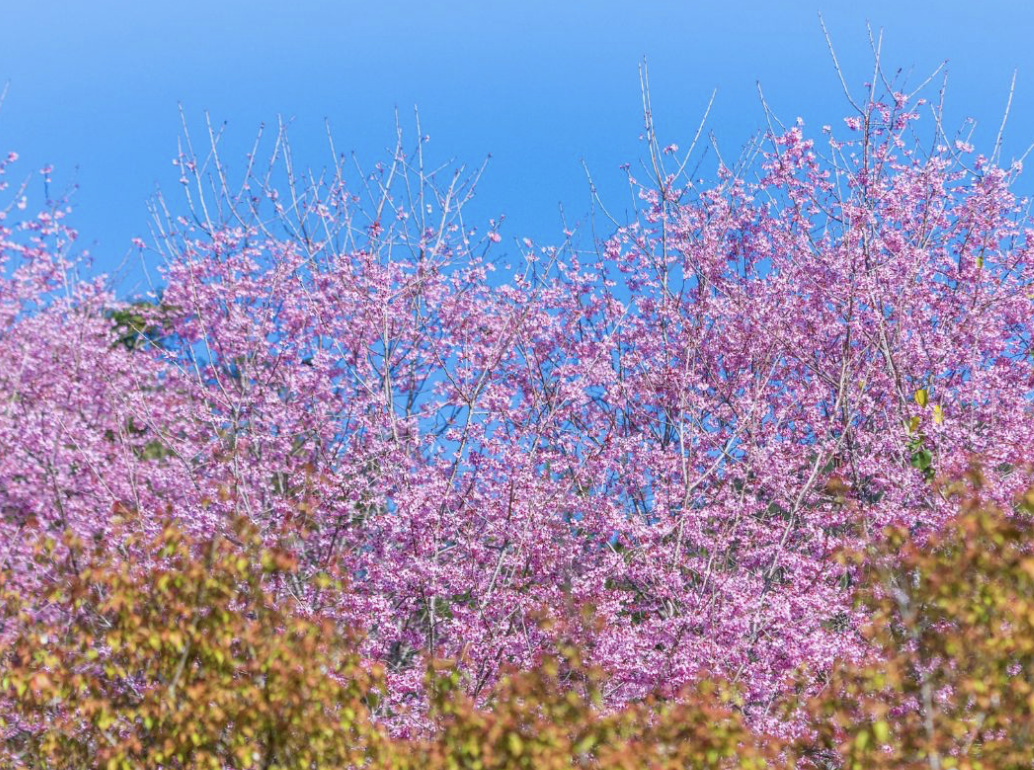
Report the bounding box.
[3,470,1034,770]
[802,467,1034,770]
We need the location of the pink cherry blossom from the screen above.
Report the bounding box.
[2,81,1033,741]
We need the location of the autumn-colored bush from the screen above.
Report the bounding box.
[6,472,1034,769]
[0,516,383,769]
[0,513,780,770]
[406,650,777,770]
[801,467,1034,769]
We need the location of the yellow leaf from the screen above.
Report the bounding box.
[508,733,524,756]
[914,388,928,407]
[575,735,597,754]
[933,404,944,425]
[854,729,870,751]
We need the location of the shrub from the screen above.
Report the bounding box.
[803,466,1034,769]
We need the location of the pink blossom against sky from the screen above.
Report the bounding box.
[1,1,1033,294]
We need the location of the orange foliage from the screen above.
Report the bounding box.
[6,470,1034,770]
[0,519,382,769]
[1,516,776,769]
[803,468,1034,769]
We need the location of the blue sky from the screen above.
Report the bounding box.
[2,1,1032,294]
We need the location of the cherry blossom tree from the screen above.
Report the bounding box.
[2,54,1033,740]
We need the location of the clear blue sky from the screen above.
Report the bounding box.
[2,1,1032,294]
